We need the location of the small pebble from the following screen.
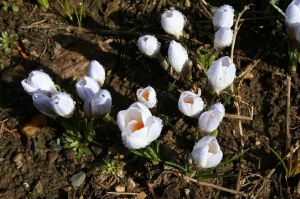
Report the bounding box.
[48,151,59,164]
[70,171,86,188]
[115,185,125,193]
[14,153,25,169]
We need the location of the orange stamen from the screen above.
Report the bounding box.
[184,98,194,104]
[133,121,144,132]
[143,90,150,101]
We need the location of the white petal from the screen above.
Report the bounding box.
[198,110,221,133]
[76,76,100,101]
[121,128,149,149]
[87,60,106,86]
[50,92,75,118]
[83,99,92,117]
[213,4,234,29]
[117,110,128,133]
[285,3,300,36]
[145,116,163,142]
[128,102,152,123]
[137,35,160,57]
[32,93,56,117]
[210,102,225,121]
[205,151,223,168]
[91,89,112,117]
[161,9,185,37]
[214,27,233,49]
[168,40,188,73]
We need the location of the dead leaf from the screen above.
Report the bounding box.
[97,38,117,54]
[137,192,147,199]
[22,114,47,137]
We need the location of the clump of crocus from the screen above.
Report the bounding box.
[161,9,185,38]
[207,56,236,95]
[190,136,223,168]
[117,102,163,149]
[87,60,106,86]
[137,35,160,57]
[198,103,225,134]
[212,5,234,30]
[168,40,189,74]
[214,27,233,50]
[21,70,57,96]
[136,86,157,109]
[178,91,204,117]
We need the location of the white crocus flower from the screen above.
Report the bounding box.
[32,93,57,117]
[117,102,163,149]
[21,70,57,96]
[210,102,225,121]
[178,91,204,117]
[285,1,300,37]
[213,4,234,29]
[190,136,223,168]
[137,35,160,57]
[76,76,100,101]
[168,40,189,73]
[161,9,185,38]
[136,86,157,109]
[214,27,233,49]
[198,110,222,133]
[50,92,75,118]
[87,60,106,86]
[207,56,236,95]
[90,89,112,117]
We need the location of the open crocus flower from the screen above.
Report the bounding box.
[87,60,106,86]
[213,4,234,29]
[207,56,236,95]
[190,136,223,169]
[198,102,225,134]
[137,35,160,57]
[161,9,185,38]
[21,70,57,96]
[76,76,100,101]
[50,92,75,118]
[178,91,204,117]
[285,0,300,38]
[168,40,189,74]
[214,27,233,49]
[32,93,57,117]
[136,86,157,109]
[90,89,112,117]
[117,102,163,149]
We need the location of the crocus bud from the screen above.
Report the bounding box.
[32,93,57,117]
[83,99,92,117]
[161,9,185,38]
[190,136,223,168]
[214,27,233,49]
[50,92,75,118]
[198,110,222,133]
[168,40,189,73]
[21,70,57,96]
[210,102,225,120]
[213,5,234,29]
[137,35,160,57]
[87,60,106,86]
[178,91,204,117]
[207,56,236,94]
[76,76,100,101]
[136,86,157,109]
[117,102,163,149]
[91,89,112,117]
[285,1,300,38]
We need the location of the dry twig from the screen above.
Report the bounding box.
[285,75,291,152]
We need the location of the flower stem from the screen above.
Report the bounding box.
[164,161,188,173]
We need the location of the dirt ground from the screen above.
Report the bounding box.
[0,0,300,198]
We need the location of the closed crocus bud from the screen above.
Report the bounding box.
[161,9,185,38]
[190,136,223,168]
[91,89,112,117]
[76,76,100,101]
[207,56,236,95]
[178,91,204,117]
[285,1,300,37]
[213,5,234,29]
[210,102,225,121]
[50,92,75,118]
[117,102,163,149]
[136,86,157,109]
[21,70,57,96]
[137,35,160,57]
[214,27,233,49]
[32,93,57,117]
[198,110,223,133]
[168,40,189,73]
[87,60,105,86]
